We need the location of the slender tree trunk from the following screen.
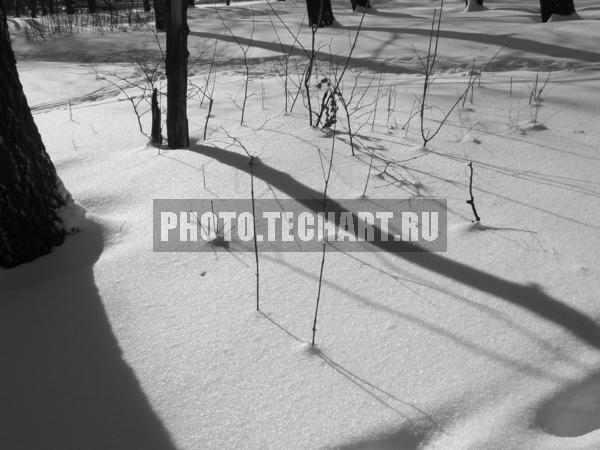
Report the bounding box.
[30,0,37,17]
[47,0,54,15]
[154,0,168,30]
[64,0,74,14]
[40,0,47,16]
[166,0,189,148]
[87,0,96,13]
[307,0,334,27]
[540,0,576,22]
[0,2,68,268]
[143,0,150,12]
[14,0,22,17]
[151,88,162,144]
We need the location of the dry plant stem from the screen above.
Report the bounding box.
[216,7,254,125]
[312,122,336,347]
[315,4,368,126]
[462,58,475,108]
[421,44,505,146]
[371,72,383,132]
[250,155,260,310]
[201,40,217,107]
[338,93,354,155]
[266,10,302,114]
[306,24,317,126]
[466,161,481,222]
[362,146,375,197]
[419,2,442,147]
[204,98,213,140]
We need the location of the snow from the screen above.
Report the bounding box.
[2,0,600,448]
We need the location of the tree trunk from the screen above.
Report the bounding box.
[306,0,334,27]
[165,0,189,148]
[0,2,67,268]
[64,0,74,14]
[87,0,96,13]
[30,0,37,17]
[154,0,168,30]
[187,0,194,7]
[14,0,22,17]
[143,0,150,12]
[465,0,483,5]
[540,0,576,22]
[151,88,162,144]
[48,0,54,15]
[40,0,47,16]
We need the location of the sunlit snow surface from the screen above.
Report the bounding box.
[3,1,600,448]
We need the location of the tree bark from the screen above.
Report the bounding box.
[306,0,334,27]
[14,0,22,17]
[154,0,168,31]
[64,0,74,14]
[0,2,67,268]
[151,88,162,144]
[166,0,189,148]
[540,0,576,22]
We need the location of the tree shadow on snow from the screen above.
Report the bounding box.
[188,142,600,352]
[0,218,177,450]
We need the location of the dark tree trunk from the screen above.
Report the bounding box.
[540,0,576,22]
[465,0,483,5]
[154,0,168,30]
[87,0,96,13]
[30,0,37,17]
[143,0,150,12]
[64,0,74,14]
[0,2,67,268]
[165,0,189,148]
[40,0,47,15]
[306,0,334,27]
[151,88,162,144]
[351,0,370,12]
[14,0,22,17]
[48,0,54,15]
[187,0,194,7]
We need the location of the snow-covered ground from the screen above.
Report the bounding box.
[2,0,600,448]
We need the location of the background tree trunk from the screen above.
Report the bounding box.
[30,0,37,17]
[306,0,334,27]
[0,2,67,268]
[165,0,189,148]
[143,0,150,12]
[154,0,168,30]
[64,0,74,14]
[151,88,162,144]
[540,0,576,22]
[87,0,96,13]
[14,0,22,17]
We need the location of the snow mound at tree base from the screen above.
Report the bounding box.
[548,12,582,22]
[464,0,486,13]
[536,373,600,437]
